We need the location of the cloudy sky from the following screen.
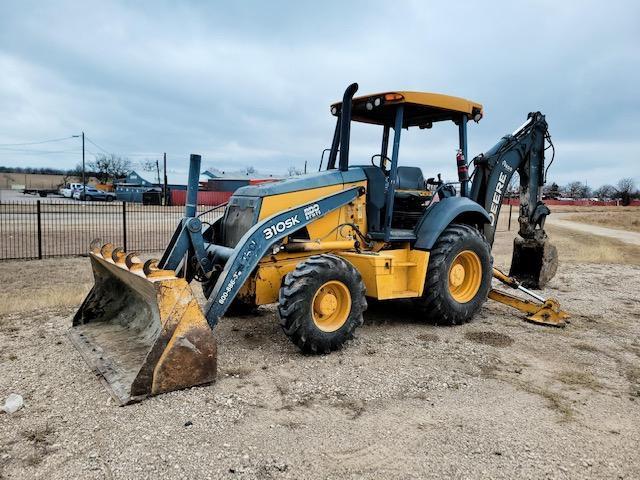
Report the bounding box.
[0,1,638,187]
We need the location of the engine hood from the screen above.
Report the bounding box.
[233,169,366,198]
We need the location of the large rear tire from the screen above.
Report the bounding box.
[278,254,367,354]
[418,224,492,325]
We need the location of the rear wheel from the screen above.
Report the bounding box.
[278,254,366,354]
[418,224,492,325]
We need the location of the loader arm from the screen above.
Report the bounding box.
[204,186,363,327]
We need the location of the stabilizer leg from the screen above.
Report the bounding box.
[490,268,569,327]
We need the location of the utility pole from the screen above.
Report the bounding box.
[82,131,86,198]
[163,152,168,206]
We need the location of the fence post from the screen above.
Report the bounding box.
[36,200,42,259]
[122,201,127,251]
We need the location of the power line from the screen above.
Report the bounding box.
[84,136,111,154]
[0,136,77,147]
[0,147,84,155]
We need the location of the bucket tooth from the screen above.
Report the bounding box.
[100,243,115,261]
[69,250,217,404]
[125,252,144,273]
[112,247,127,265]
[143,259,176,279]
[90,238,102,255]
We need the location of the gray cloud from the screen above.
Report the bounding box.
[0,0,638,187]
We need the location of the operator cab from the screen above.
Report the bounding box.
[325,87,483,242]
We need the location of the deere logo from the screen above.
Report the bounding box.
[489,171,508,226]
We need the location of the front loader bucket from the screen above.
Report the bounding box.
[509,236,559,289]
[69,243,217,405]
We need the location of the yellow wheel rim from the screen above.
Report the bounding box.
[311,280,351,332]
[448,250,482,303]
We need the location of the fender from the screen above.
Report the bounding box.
[204,186,363,328]
[414,197,490,251]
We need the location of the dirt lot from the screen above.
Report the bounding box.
[1,209,640,479]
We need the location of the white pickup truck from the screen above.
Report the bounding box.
[60,183,84,198]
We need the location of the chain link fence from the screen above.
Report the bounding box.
[0,201,225,260]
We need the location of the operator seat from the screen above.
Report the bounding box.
[395,166,427,198]
[393,166,431,230]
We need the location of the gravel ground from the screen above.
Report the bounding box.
[1,255,639,479]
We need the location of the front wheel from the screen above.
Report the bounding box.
[418,224,492,325]
[106,196,115,202]
[278,254,367,354]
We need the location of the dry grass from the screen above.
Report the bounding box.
[555,370,602,391]
[572,342,602,354]
[625,364,640,397]
[492,219,640,268]
[545,224,640,265]
[549,205,637,214]
[480,365,574,422]
[0,258,92,315]
[492,205,640,267]
[565,210,640,233]
[416,333,439,343]
[465,331,514,348]
[20,423,56,467]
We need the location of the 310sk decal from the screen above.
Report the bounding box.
[262,203,322,240]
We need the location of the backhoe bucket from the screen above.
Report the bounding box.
[69,242,217,405]
[509,236,558,289]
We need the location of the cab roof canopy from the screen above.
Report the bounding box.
[331,91,483,128]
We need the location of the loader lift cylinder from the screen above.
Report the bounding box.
[185,154,201,218]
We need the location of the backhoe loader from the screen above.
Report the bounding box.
[70,83,568,404]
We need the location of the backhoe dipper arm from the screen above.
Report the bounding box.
[469,112,550,246]
[203,187,363,328]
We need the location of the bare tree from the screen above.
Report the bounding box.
[543,182,562,199]
[142,159,161,184]
[287,166,303,177]
[565,181,591,199]
[617,177,636,206]
[593,184,616,200]
[89,154,132,183]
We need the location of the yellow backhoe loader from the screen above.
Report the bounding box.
[70,83,568,404]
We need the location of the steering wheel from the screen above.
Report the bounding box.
[371,154,391,175]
